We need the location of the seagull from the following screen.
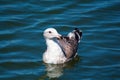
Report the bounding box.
[43,28,82,64]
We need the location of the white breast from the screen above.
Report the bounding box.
[43,39,66,64]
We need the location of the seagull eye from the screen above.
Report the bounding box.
[48,31,52,33]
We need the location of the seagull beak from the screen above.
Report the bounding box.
[56,34,62,39]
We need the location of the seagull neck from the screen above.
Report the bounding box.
[46,38,58,48]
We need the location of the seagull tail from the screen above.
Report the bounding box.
[74,28,82,42]
[68,28,82,43]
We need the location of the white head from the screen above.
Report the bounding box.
[43,28,61,39]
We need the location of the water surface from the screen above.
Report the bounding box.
[0,0,120,80]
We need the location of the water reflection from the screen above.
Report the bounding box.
[44,56,80,79]
[45,64,64,78]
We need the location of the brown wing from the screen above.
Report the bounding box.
[57,28,82,59]
[58,37,78,59]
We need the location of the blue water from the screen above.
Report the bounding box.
[0,0,120,80]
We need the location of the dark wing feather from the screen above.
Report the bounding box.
[58,37,78,59]
[58,28,82,59]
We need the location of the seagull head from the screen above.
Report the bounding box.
[43,28,62,39]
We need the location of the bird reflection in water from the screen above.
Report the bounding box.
[44,56,80,79]
[45,64,64,78]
